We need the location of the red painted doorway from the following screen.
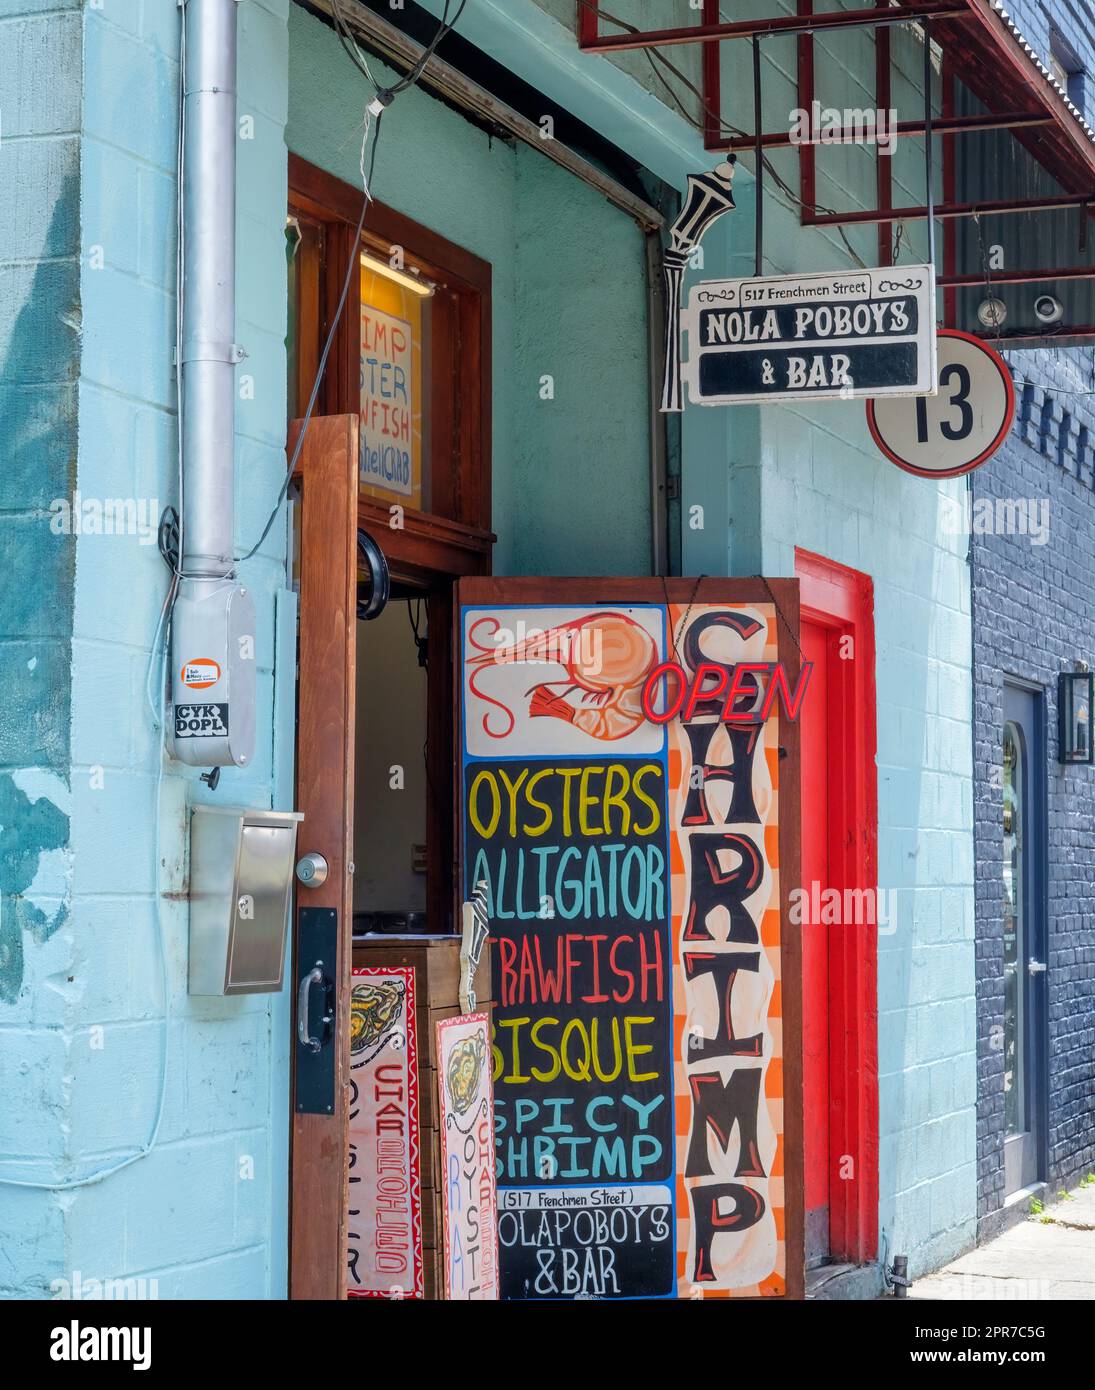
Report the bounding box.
[800,617,832,1264]
[795,550,879,1270]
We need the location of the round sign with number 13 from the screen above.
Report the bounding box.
[866,328,1015,478]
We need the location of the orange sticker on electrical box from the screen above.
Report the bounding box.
[181,658,221,690]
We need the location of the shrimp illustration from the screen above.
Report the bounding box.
[466,611,658,742]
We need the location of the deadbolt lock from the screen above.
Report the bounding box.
[295,852,329,887]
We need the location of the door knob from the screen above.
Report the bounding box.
[296,852,329,887]
[1027,958,1047,975]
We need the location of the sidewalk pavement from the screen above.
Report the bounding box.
[910,1182,1095,1300]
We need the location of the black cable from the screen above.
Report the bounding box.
[407,596,428,667]
[388,0,469,96]
[237,0,472,565]
[330,0,378,87]
[579,0,871,268]
[236,115,382,563]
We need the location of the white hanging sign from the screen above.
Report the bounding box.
[680,264,936,405]
[866,328,1016,478]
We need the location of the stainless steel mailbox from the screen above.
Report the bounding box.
[188,805,304,996]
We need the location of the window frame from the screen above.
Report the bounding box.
[287,153,494,581]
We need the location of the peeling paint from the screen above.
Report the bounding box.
[0,772,71,1005]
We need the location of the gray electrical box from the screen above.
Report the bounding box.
[168,578,256,769]
[188,805,304,996]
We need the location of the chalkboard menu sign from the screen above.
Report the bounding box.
[457,579,804,1300]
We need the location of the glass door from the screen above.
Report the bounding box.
[1002,684,1047,1195]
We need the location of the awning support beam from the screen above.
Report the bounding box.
[805,193,1095,226]
[716,111,1054,152]
[939,265,1095,287]
[577,2,971,52]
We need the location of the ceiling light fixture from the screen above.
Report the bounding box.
[360,251,435,297]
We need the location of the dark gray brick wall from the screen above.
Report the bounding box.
[1002,0,1095,119]
[972,343,1095,1222]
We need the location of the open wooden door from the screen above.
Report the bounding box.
[289,414,358,1299]
[454,577,805,1300]
[285,479,807,1299]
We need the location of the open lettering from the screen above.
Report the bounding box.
[641,660,812,725]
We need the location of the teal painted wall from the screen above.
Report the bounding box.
[287,2,653,577]
[1,0,293,1299]
[0,0,81,1298]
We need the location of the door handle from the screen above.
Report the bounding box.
[1027,959,1047,975]
[295,908,338,1115]
[297,962,334,1052]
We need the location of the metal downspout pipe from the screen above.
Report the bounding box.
[168,0,255,770]
[181,0,239,579]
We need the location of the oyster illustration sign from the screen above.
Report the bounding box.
[437,1013,499,1299]
[445,1031,485,1115]
[347,967,423,1299]
[351,976,405,1058]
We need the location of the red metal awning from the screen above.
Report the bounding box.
[577,1,1095,217]
[578,1,1095,340]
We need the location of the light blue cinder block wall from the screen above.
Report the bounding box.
[0,0,81,1298]
[1,0,294,1298]
[416,0,978,1276]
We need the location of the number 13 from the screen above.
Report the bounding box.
[915,363,973,443]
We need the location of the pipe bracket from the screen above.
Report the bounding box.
[179,339,248,365]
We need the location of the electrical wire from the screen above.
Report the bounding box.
[329,0,467,99]
[577,0,885,269]
[237,0,470,562]
[387,0,468,96]
[1011,378,1095,396]
[330,0,379,88]
[236,114,383,563]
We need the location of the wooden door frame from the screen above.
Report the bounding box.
[290,414,359,1299]
[795,548,879,1267]
[287,411,491,1297]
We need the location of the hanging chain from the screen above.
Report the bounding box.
[659,574,802,662]
[973,209,1005,339]
[660,574,706,661]
[760,577,805,661]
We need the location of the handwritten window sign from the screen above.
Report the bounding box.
[681,265,936,404]
[437,1013,500,1299]
[458,583,804,1300]
[359,257,426,509]
[347,966,423,1299]
[360,304,415,498]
